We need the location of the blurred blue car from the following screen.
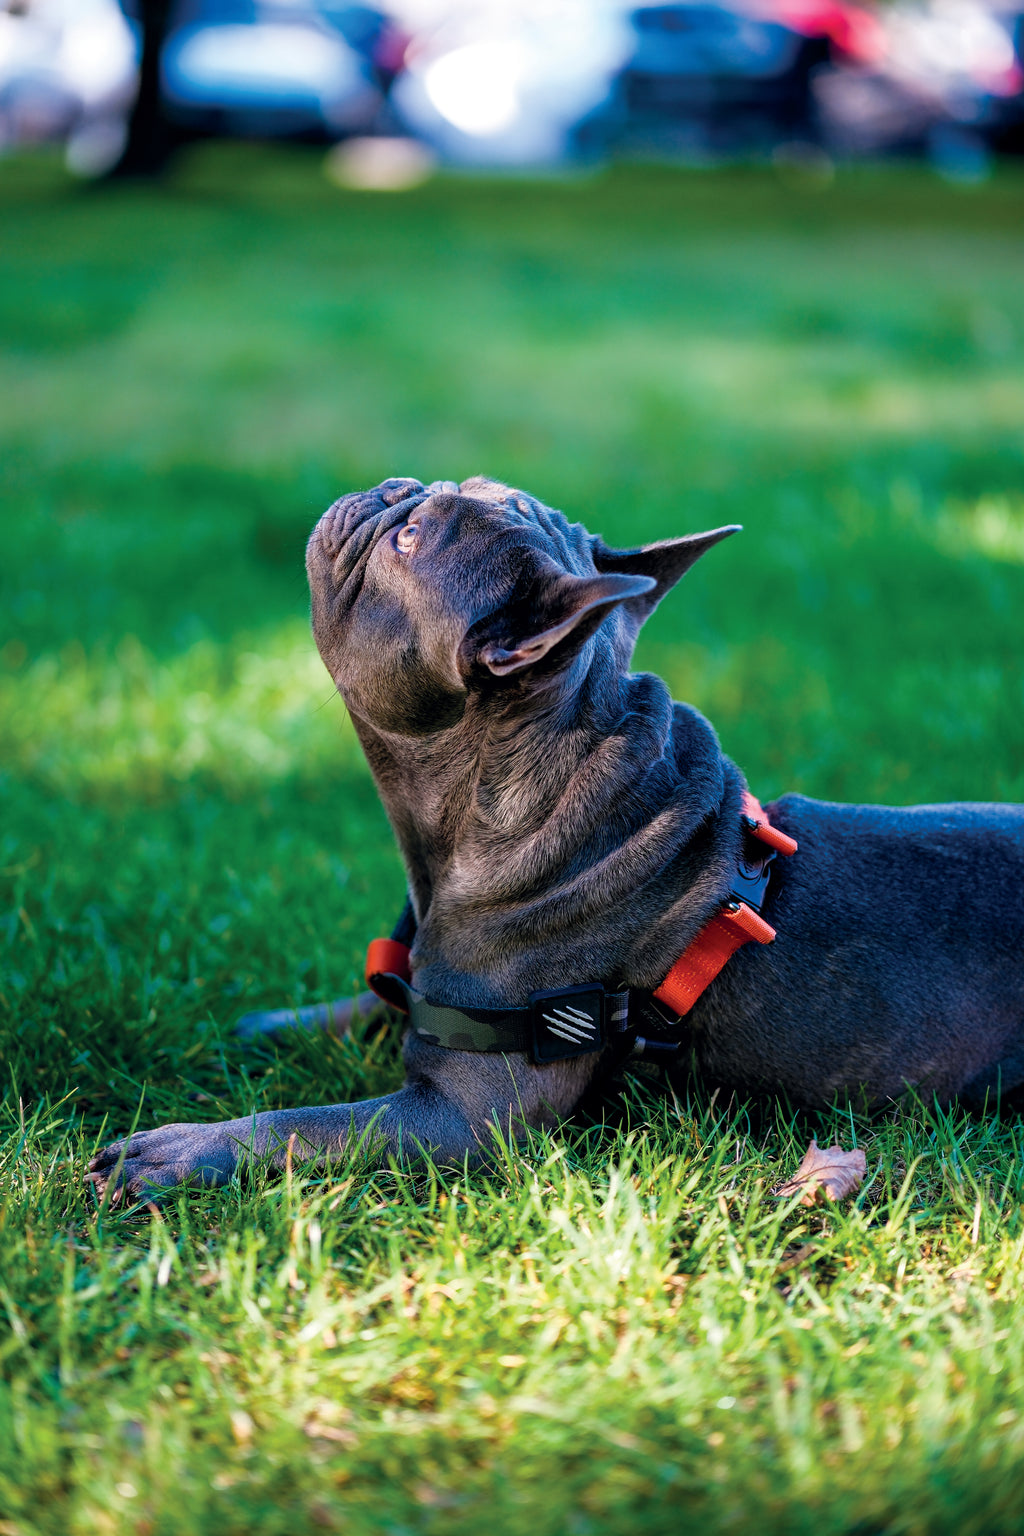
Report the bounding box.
[577,1,847,156]
[149,0,390,140]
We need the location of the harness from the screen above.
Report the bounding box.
[364,793,797,1065]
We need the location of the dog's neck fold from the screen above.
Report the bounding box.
[353,643,746,1008]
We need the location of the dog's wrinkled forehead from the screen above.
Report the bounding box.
[309,475,739,725]
[315,474,597,599]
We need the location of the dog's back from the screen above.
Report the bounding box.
[693,795,1024,1108]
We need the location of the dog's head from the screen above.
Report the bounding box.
[307,476,737,734]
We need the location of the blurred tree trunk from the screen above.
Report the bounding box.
[108,0,177,178]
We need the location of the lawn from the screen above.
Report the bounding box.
[2,144,1024,1534]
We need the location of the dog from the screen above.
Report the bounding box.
[88,476,1024,1200]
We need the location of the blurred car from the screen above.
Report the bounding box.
[984,8,1024,151]
[157,1,389,140]
[815,0,1024,165]
[0,0,137,170]
[577,0,882,158]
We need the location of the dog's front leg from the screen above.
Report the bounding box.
[85,1087,465,1204]
[86,1035,602,1203]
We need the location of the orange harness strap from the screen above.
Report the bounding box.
[652,793,797,1018]
[741,791,798,857]
[365,937,412,990]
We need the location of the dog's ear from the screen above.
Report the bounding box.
[592,525,740,620]
[471,571,655,678]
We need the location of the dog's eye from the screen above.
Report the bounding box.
[394,524,418,554]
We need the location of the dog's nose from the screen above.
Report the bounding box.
[427,481,460,495]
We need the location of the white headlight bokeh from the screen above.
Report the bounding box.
[424,41,525,136]
[392,0,632,166]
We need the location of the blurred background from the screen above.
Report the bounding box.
[2,0,1023,180]
[0,0,1022,1117]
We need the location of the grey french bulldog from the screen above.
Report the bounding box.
[88,476,1024,1201]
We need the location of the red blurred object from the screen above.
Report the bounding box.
[753,0,887,64]
[373,23,411,79]
[983,60,1024,96]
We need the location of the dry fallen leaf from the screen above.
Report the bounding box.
[776,1139,867,1206]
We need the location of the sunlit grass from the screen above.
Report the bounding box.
[939,493,1024,565]
[4,1092,1024,1534]
[0,620,358,796]
[1,146,1024,1532]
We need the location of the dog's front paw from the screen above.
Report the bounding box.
[87,1120,242,1204]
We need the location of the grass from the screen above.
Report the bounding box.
[1,142,1024,1532]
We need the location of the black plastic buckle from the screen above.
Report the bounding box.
[730,836,776,913]
[530,985,606,1062]
[627,991,685,1061]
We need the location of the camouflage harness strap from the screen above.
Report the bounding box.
[367,972,630,1065]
